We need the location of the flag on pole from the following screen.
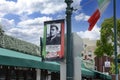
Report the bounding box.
[88,0,110,31]
[88,9,100,31]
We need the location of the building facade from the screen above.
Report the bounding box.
[0,27,112,80]
[81,38,96,61]
[0,27,60,80]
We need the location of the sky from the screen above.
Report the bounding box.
[0,0,120,45]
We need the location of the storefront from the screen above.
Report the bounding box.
[40,69,60,80]
[0,48,60,80]
[0,66,36,80]
[0,46,112,80]
[81,58,112,80]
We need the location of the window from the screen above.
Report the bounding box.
[88,51,92,57]
[0,69,6,80]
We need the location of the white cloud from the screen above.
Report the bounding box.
[0,0,17,17]
[75,13,90,21]
[72,0,82,10]
[0,16,52,45]
[0,18,15,30]
[18,17,52,27]
[40,0,66,14]
[0,0,66,16]
[77,25,100,40]
[0,0,82,16]
[7,26,43,45]
[0,0,85,45]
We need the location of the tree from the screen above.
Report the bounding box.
[94,17,120,74]
[94,17,120,57]
[0,25,4,35]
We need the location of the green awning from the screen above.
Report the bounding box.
[0,48,60,71]
[81,59,111,80]
[81,68,95,78]
[81,68,112,80]
[0,48,112,79]
[93,70,112,80]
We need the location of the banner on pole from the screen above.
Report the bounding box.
[42,19,65,61]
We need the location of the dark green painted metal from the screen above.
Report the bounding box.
[113,0,118,80]
[65,0,74,80]
[93,70,112,80]
[0,48,60,71]
[81,68,94,77]
[42,25,47,58]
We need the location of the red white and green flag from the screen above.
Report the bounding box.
[88,0,110,31]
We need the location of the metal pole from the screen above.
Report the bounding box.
[113,0,118,80]
[65,0,73,80]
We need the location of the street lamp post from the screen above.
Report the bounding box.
[65,0,74,80]
[113,0,118,80]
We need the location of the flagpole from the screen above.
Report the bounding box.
[113,0,118,80]
[65,0,74,80]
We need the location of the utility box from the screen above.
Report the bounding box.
[60,33,83,80]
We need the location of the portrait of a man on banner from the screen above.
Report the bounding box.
[46,24,61,45]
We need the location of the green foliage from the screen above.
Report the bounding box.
[0,34,41,56]
[94,40,104,56]
[110,61,120,74]
[0,25,4,35]
[110,62,115,74]
[94,17,120,57]
[0,25,40,56]
[95,17,120,74]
